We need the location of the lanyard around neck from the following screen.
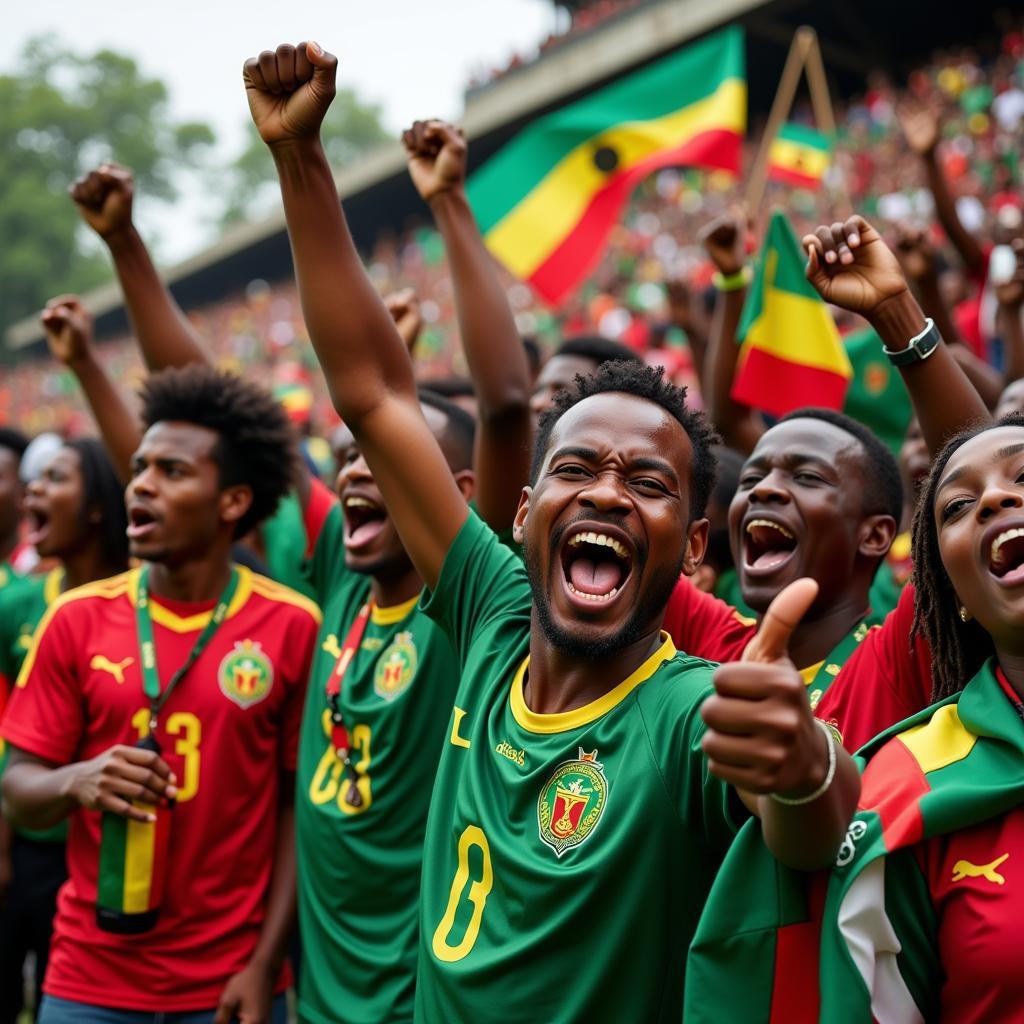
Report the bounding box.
[135,566,239,730]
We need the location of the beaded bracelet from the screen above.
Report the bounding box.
[711,265,753,291]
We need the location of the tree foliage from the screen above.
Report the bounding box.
[0,37,214,332]
[217,87,392,228]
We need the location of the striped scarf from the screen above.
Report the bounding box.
[685,658,1024,1023]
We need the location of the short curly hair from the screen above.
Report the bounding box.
[139,365,296,537]
[530,360,719,519]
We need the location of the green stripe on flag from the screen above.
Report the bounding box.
[97,812,128,912]
[776,122,833,153]
[467,26,744,232]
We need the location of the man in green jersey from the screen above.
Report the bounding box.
[0,428,29,592]
[251,41,860,1022]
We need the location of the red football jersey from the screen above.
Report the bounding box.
[1,567,320,1012]
[665,576,935,750]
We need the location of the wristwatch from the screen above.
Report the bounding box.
[881,317,940,367]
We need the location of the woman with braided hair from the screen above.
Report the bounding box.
[688,413,1024,1022]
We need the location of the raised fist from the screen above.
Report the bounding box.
[896,99,940,157]
[698,208,748,277]
[41,295,94,367]
[402,120,467,202]
[893,223,938,285]
[384,288,423,352]
[243,41,337,146]
[802,216,909,317]
[69,163,134,240]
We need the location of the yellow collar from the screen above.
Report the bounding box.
[127,565,253,633]
[510,632,676,734]
[370,593,420,625]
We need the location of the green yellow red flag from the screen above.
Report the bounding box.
[767,122,832,189]
[732,210,852,416]
[467,27,746,304]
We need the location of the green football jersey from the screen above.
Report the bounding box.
[260,489,318,600]
[0,568,68,843]
[295,491,461,1024]
[416,512,743,1023]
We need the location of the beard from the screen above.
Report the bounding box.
[522,523,685,661]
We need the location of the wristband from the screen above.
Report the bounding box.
[711,265,753,292]
[770,719,837,806]
[881,317,940,367]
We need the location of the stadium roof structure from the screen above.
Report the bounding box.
[5,0,1009,351]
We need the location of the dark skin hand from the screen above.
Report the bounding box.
[3,745,177,829]
[997,239,1024,389]
[703,578,861,869]
[699,209,763,455]
[70,163,209,370]
[402,118,532,530]
[40,295,141,483]
[896,99,985,274]
[802,215,990,456]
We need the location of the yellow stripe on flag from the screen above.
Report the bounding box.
[743,288,852,377]
[897,704,978,775]
[486,78,746,279]
[123,812,156,913]
[768,137,830,179]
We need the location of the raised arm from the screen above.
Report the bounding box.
[402,120,532,531]
[248,42,466,588]
[997,239,1024,387]
[70,164,210,370]
[894,225,1002,407]
[897,100,985,274]
[699,211,764,455]
[803,216,990,456]
[41,296,141,482]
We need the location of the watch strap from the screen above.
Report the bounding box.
[881,317,940,367]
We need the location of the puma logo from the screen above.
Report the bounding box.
[90,655,134,684]
[952,853,1008,885]
[321,634,342,659]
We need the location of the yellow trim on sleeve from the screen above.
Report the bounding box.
[799,661,824,686]
[370,593,420,626]
[510,632,676,734]
[249,575,323,624]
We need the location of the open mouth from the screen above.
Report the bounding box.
[743,518,798,573]
[25,507,50,547]
[988,527,1024,584]
[559,529,633,606]
[127,505,158,540]
[343,495,388,551]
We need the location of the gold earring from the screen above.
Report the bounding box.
[959,606,969,623]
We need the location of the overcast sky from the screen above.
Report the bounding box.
[3,0,558,260]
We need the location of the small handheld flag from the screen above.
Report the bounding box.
[767,122,832,189]
[732,211,852,417]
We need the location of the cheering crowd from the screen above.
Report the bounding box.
[0,22,1023,1024]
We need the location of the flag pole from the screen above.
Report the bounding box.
[802,30,851,216]
[744,26,814,222]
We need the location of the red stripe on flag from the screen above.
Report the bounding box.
[859,738,928,849]
[731,346,849,417]
[148,805,173,910]
[526,129,741,304]
[768,872,827,1024]
[768,165,823,189]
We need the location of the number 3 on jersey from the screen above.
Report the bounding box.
[432,825,493,963]
[131,707,201,802]
[309,709,373,814]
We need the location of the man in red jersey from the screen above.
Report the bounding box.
[1,364,320,1024]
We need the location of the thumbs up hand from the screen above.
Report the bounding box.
[700,578,831,798]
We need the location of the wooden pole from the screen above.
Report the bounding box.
[744,26,814,221]
[802,30,852,215]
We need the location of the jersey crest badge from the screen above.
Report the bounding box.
[218,639,274,709]
[374,631,418,701]
[537,748,608,858]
